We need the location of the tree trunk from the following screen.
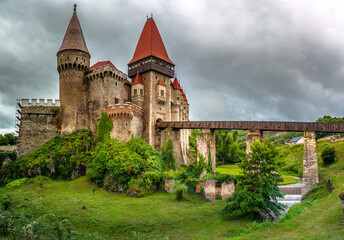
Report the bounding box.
[222,157,224,165]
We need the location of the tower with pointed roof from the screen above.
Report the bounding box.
[128,16,176,147]
[57,5,91,134]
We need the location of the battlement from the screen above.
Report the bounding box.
[86,65,127,83]
[107,102,143,119]
[19,99,60,107]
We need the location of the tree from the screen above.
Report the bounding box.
[316,116,344,139]
[162,138,176,170]
[221,140,286,220]
[96,112,113,142]
[216,130,245,165]
[321,145,336,166]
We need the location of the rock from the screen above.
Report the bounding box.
[81,206,87,209]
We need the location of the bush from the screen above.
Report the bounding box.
[162,138,176,170]
[171,180,188,201]
[88,137,165,195]
[321,145,336,165]
[5,178,28,189]
[96,112,113,142]
[0,193,11,210]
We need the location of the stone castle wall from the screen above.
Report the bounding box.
[86,65,127,134]
[107,103,143,142]
[17,99,60,158]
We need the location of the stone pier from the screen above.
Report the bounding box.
[160,128,184,166]
[302,131,319,195]
[246,130,264,153]
[196,129,216,172]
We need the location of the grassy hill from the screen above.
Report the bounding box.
[0,138,344,239]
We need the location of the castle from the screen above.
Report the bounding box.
[17,6,191,163]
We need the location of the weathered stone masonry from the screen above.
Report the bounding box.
[17,99,60,158]
[302,131,318,195]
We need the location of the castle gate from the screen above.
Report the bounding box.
[157,121,344,195]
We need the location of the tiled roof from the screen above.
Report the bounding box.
[132,74,144,85]
[58,10,89,55]
[89,61,116,70]
[125,80,132,85]
[172,78,181,89]
[128,18,174,65]
[157,80,166,86]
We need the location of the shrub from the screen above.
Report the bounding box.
[88,137,164,195]
[5,178,28,189]
[0,193,11,210]
[321,145,336,165]
[171,180,188,201]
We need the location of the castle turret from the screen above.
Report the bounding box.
[128,17,175,147]
[131,74,144,107]
[57,4,90,134]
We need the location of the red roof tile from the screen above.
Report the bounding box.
[58,10,89,55]
[172,78,181,89]
[157,80,166,86]
[89,61,116,70]
[132,74,144,85]
[128,18,174,65]
[125,80,132,85]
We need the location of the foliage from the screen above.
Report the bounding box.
[88,137,164,195]
[96,112,113,142]
[0,152,16,167]
[171,180,188,201]
[268,132,303,146]
[161,138,176,170]
[0,193,11,210]
[0,130,96,185]
[321,145,336,165]
[222,140,286,220]
[0,133,18,146]
[5,177,28,189]
[203,171,237,185]
[216,130,246,165]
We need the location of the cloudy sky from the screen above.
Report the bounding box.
[1,0,344,134]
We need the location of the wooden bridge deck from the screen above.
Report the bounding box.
[156,121,344,133]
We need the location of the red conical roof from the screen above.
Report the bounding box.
[132,73,144,85]
[58,8,89,56]
[157,80,166,86]
[172,78,181,89]
[128,18,174,65]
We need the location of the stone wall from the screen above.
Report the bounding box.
[165,178,235,201]
[86,65,127,134]
[302,131,319,195]
[17,99,60,158]
[108,103,143,142]
[160,128,184,165]
[196,129,216,172]
[246,130,264,153]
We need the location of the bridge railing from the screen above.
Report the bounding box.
[156,121,344,133]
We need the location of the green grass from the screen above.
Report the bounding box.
[0,176,251,239]
[216,164,299,185]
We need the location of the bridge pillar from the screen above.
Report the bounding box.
[302,131,319,195]
[160,128,184,166]
[246,130,264,153]
[197,129,216,172]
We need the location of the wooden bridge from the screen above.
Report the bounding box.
[157,120,344,195]
[156,121,344,132]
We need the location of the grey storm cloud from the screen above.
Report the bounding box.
[1,0,344,134]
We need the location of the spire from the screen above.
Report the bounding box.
[57,5,90,56]
[128,18,174,65]
[172,77,181,90]
[132,73,144,85]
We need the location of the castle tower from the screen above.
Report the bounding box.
[128,17,175,147]
[57,5,90,134]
